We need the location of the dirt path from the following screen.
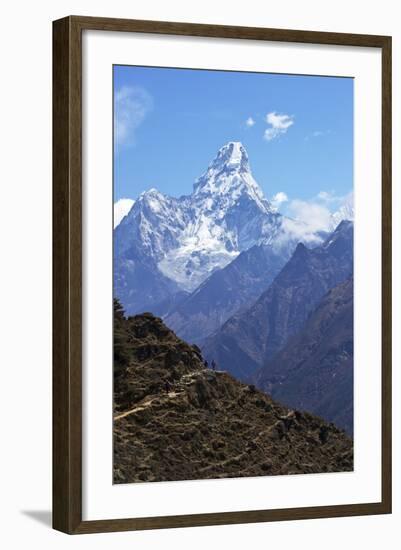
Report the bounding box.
[114,370,217,422]
[114,391,180,421]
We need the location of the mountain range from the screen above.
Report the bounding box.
[114,141,354,436]
[258,276,354,435]
[164,242,291,343]
[202,220,353,381]
[114,141,349,317]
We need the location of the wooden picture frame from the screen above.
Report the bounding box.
[53,15,392,534]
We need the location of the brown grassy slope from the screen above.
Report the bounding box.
[113,305,353,484]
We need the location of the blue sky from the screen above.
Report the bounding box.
[114,65,353,212]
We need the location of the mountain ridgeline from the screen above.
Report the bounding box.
[164,243,291,343]
[258,277,354,435]
[113,302,353,483]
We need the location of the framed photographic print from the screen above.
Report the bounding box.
[53,16,392,534]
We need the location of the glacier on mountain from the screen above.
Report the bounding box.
[114,141,353,313]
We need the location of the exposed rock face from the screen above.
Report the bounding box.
[113,304,353,484]
[258,277,354,435]
[202,221,353,382]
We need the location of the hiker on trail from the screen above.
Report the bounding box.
[211,359,216,371]
[204,359,209,369]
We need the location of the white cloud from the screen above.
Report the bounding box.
[114,198,135,228]
[271,191,288,210]
[286,199,332,233]
[316,190,342,204]
[317,190,333,201]
[276,189,354,246]
[264,112,294,141]
[245,116,255,127]
[305,129,331,141]
[278,217,324,246]
[114,86,153,147]
[316,189,350,208]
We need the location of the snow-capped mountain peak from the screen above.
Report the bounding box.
[115,142,323,297]
[141,187,162,197]
[207,141,250,174]
[193,141,270,211]
[131,188,173,219]
[195,142,250,187]
[139,187,167,205]
[330,193,354,230]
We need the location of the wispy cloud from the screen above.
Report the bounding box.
[114,86,153,147]
[245,116,255,127]
[264,112,294,141]
[279,190,353,242]
[317,190,334,202]
[316,189,348,208]
[286,199,332,233]
[278,217,324,246]
[304,129,331,141]
[271,191,288,210]
[114,198,135,228]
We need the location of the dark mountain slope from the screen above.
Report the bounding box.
[113,302,353,483]
[165,243,291,344]
[202,221,353,382]
[150,290,190,318]
[258,277,353,435]
[114,240,182,316]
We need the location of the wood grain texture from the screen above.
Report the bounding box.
[75,502,388,534]
[381,35,392,514]
[52,16,82,534]
[52,15,392,534]
[70,15,389,47]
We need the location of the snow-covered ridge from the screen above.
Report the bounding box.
[193,141,251,192]
[114,198,135,228]
[330,193,354,230]
[193,142,270,213]
[116,141,280,290]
